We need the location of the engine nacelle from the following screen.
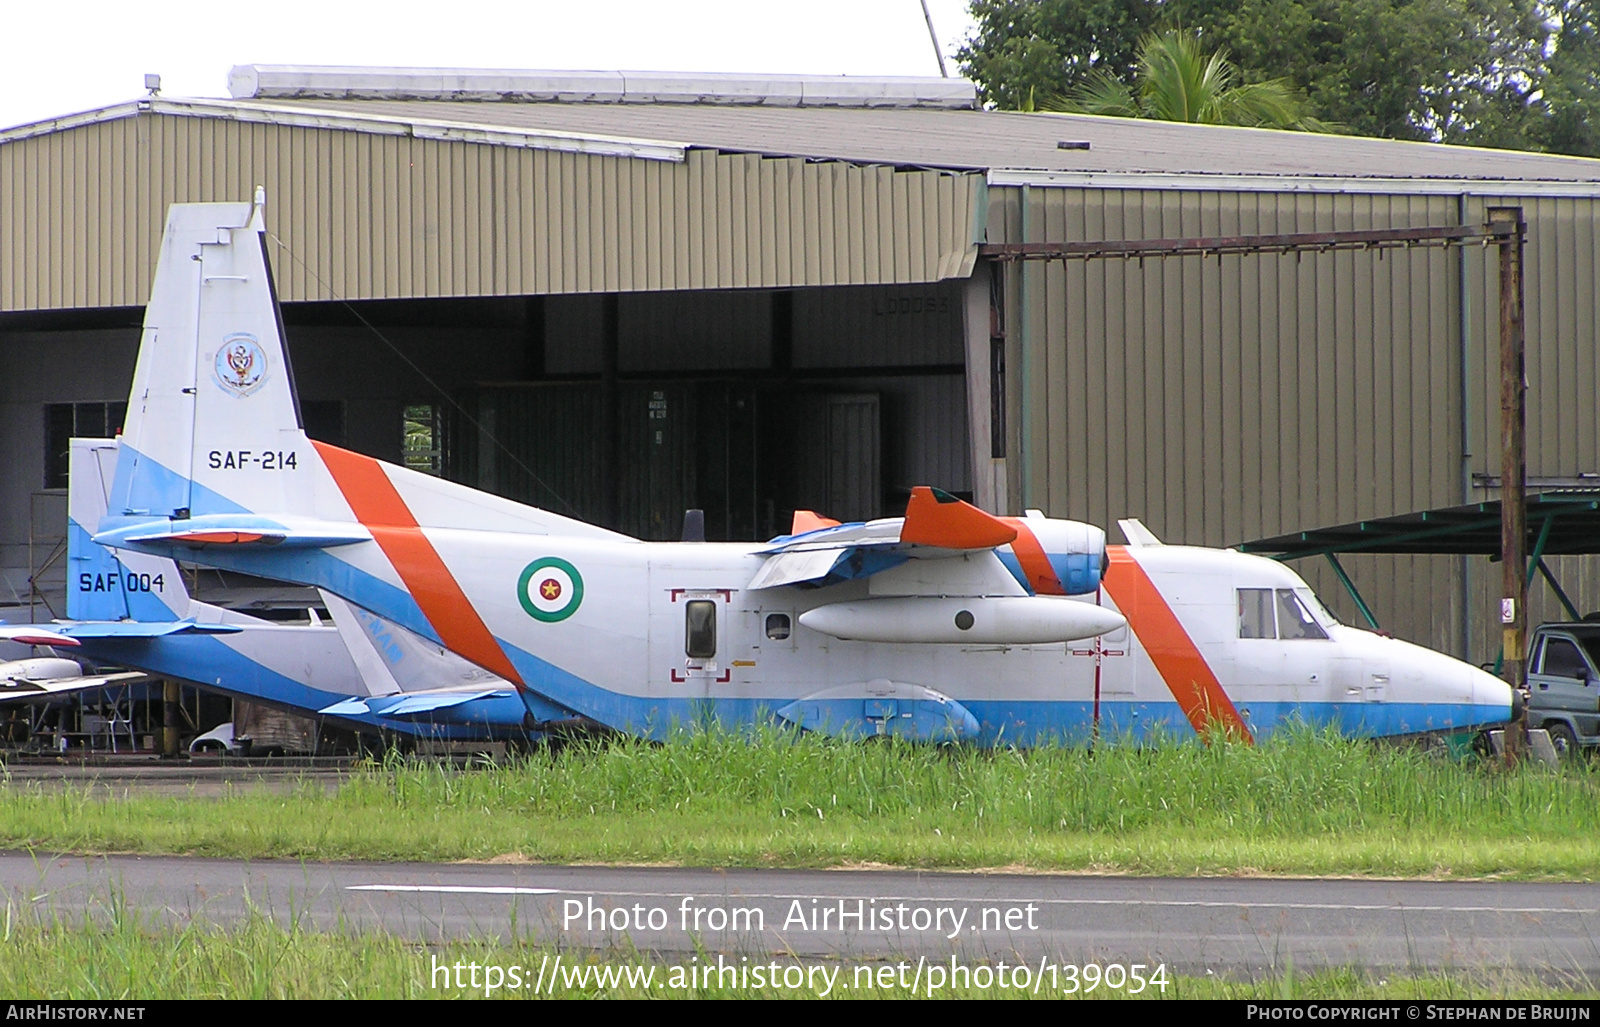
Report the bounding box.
[799,595,1125,645]
[999,516,1107,596]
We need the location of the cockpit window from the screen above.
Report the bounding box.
[1239,587,1330,640]
[1276,588,1329,640]
[1238,588,1274,639]
[1295,588,1342,628]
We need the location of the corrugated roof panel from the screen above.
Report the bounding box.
[227,97,1600,183]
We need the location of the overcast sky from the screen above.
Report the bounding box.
[0,0,979,130]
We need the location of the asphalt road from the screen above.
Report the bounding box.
[3,852,1598,978]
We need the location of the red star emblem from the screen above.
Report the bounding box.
[539,578,562,601]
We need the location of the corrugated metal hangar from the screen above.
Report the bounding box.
[4,66,1600,665]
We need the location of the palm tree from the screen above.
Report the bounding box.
[1051,29,1336,132]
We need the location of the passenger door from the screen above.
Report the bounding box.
[1530,634,1593,718]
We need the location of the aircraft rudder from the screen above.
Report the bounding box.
[112,193,317,527]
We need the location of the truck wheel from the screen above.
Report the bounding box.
[1546,722,1580,761]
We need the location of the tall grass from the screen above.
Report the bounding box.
[3,727,1598,875]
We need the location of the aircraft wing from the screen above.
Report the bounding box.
[749,486,1019,590]
[0,671,146,702]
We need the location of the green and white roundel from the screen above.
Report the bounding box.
[517,557,584,622]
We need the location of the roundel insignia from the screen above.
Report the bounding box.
[213,332,269,397]
[518,557,583,622]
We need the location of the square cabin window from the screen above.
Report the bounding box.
[765,613,792,640]
[1238,588,1275,639]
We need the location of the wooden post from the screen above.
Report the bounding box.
[1491,207,1528,765]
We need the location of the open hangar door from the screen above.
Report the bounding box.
[451,283,970,541]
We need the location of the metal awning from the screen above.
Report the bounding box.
[1237,491,1600,559]
[1236,491,1600,631]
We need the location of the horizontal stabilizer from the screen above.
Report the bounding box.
[95,515,370,551]
[61,620,244,638]
[0,625,81,647]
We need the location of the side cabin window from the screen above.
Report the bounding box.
[1238,588,1328,640]
[685,600,717,659]
[1238,588,1275,639]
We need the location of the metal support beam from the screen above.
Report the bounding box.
[1537,559,1584,622]
[1324,553,1381,630]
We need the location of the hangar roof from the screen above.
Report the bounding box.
[6,63,1600,190]
[210,66,1600,185]
[228,96,1600,186]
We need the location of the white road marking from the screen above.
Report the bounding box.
[347,884,558,895]
[509,889,1600,916]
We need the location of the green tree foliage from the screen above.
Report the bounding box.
[956,0,1600,155]
[1054,28,1333,129]
[958,0,1167,111]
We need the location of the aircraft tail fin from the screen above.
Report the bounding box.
[102,191,626,548]
[68,438,191,621]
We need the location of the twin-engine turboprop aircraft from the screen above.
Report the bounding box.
[84,195,1515,746]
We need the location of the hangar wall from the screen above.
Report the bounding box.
[0,111,983,311]
[990,185,1600,662]
[0,280,971,607]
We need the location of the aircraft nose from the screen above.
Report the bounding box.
[1470,665,1515,725]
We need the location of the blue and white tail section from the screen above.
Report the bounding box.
[95,192,623,726]
[72,436,563,738]
[69,438,190,623]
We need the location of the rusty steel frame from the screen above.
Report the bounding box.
[977,222,1518,262]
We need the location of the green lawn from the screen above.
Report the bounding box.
[3,728,1598,878]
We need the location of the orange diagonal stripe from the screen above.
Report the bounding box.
[313,441,524,688]
[1101,545,1251,744]
[999,518,1065,595]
